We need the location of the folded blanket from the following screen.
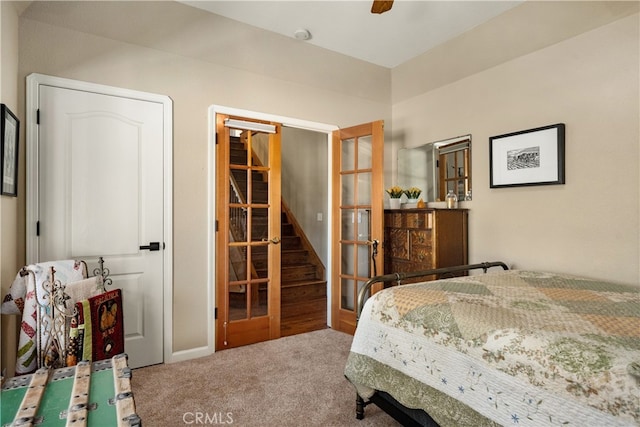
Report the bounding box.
[64,276,104,307]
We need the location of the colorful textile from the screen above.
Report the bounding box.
[1,272,26,315]
[75,289,124,363]
[65,277,106,365]
[2,261,86,314]
[7,261,86,375]
[345,270,640,426]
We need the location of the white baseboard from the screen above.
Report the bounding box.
[166,345,214,364]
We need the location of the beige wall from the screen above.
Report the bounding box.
[393,13,639,285]
[392,1,639,105]
[1,0,22,377]
[14,1,391,365]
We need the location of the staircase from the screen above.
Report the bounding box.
[228,136,327,336]
[280,207,327,336]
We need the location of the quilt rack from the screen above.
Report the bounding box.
[19,257,112,370]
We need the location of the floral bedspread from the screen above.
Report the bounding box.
[345,270,640,426]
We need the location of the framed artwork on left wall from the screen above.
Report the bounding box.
[1,104,19,197]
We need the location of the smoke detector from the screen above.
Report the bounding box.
[293,29,311,41]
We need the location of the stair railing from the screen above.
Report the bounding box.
[228,173,249,285]
[229,174,248,243]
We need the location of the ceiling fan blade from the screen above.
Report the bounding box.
[371,0,393,14]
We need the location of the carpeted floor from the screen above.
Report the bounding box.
[132,328,400,426]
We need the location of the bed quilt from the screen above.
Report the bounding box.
[345,270,640,426]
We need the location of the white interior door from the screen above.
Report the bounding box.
[34,84,166,368]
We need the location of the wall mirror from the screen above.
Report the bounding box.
[398,135,471,202]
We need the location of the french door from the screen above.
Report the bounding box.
[331,121,385,334]
[215,114,282,349]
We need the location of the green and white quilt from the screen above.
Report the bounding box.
[345,270,640,426]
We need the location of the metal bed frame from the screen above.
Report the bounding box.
[353,261,509,425]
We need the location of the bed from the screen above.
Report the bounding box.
[344,262,640,426]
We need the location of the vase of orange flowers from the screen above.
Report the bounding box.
[386,186,403,209]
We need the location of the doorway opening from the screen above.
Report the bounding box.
[279,126,329,337]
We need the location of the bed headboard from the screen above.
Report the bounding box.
[357,261,509,320]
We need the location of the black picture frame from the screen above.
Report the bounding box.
[1,104,20,197]
[490,123,565,188]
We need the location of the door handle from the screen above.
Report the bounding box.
[262,237,281,245]
[140,242,161,251]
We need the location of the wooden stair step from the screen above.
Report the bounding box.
[281,298,327,318]
[255,263,318,275]
[252,248,308,260]
[229,147,244,156]
[281,264,318,281]
[280,296,328,337]
[281,280,327,303]
[281,223,295,236]
[281,278,326,288]
[281,249,309,264]
[231,177,269,190]
[281,235,302,250]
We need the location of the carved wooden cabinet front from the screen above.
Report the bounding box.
[383,209,468,283]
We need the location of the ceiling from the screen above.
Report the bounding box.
[180,1,524,68]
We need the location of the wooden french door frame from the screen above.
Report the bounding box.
[208,106,382,351]
[331,121,385,334]
[215,113,282,350]
[209,106,338,354]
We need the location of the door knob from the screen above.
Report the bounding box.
[262,237,281,245]
[140,242,161,251]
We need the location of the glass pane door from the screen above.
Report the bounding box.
[332,122,384,334]
[216,115,281,349]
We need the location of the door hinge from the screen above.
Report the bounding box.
[36,220,40,236]
[36,109,40,125]
[215,220,218,232]
[214,307,218,320]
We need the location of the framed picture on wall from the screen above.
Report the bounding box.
[1,104,20,197]
[490,123,565,188]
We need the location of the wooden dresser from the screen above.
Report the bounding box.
[383,209,468,283]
